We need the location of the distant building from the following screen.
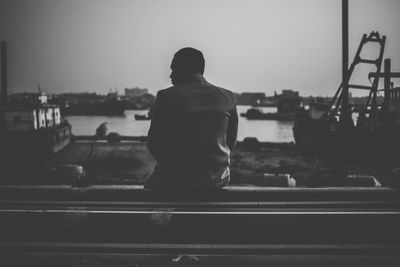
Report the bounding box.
[276,90,302,113]
[125,87,148,99]
[279,90,299,99]
[106,91,119,100]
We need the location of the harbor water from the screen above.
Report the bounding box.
[66,105,294,143]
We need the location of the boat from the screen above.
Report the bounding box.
[293,32,400,154]
[240,90,304,121]
[134,114,151,120]
[134,107,153,121]
[0,41,71,157]
[0,93,72,155]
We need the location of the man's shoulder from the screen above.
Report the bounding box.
[157,83,235,102]
[156,87,171,95]
[157,85,183,96]
[154,87,175,101]
[207,83,236,103]
[215,85,235,97]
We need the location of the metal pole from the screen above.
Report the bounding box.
[384,58,391,112]
[1,41,7,104]
[341,0,349,122]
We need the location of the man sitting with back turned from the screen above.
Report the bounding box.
[144,47,238,190]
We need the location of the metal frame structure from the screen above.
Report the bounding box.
[329,32,386,130]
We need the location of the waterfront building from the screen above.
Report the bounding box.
[125,87,148,99]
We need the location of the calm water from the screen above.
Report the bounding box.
[66,105,294,142]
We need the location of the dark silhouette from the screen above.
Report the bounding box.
[144,47,238,190]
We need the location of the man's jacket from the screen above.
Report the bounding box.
[145,74,238,190]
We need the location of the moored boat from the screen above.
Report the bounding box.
[134,114,151,120]
[0,94,72,155]
[134,107,153,121]
[241,90,304,121]
[0,41,72,157]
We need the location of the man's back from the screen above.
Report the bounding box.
[145,74,238,190]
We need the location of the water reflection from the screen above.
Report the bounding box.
[66,105,294,142]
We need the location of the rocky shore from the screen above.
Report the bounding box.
[49,140,399,187]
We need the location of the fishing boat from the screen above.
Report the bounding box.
[0,93,72,155]
[0,41,71,158]
[134,114,151,120]
[134,107,153,121]
[241,90,304,121]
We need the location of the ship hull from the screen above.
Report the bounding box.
[1,122,72,155]
[293,114,400,155]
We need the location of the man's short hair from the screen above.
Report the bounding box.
[172,47,205,74]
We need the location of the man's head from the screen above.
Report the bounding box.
[170,47,205,85]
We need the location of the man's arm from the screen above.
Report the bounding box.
[147,90,170,163]
[227,95,238,150]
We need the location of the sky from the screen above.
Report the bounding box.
[0,0,399,96]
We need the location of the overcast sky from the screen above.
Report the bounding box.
[1,0,399,96]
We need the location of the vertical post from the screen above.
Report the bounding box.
[44,108,48,128]
[1,41,7,104]
[341,0,349,122]
[53,107,57,126]
[384,58,391,112]
[36,109,40,130]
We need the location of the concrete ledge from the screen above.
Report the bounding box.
[0,185,399,202]
[2,253,400,267]
[2,243,400,256]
